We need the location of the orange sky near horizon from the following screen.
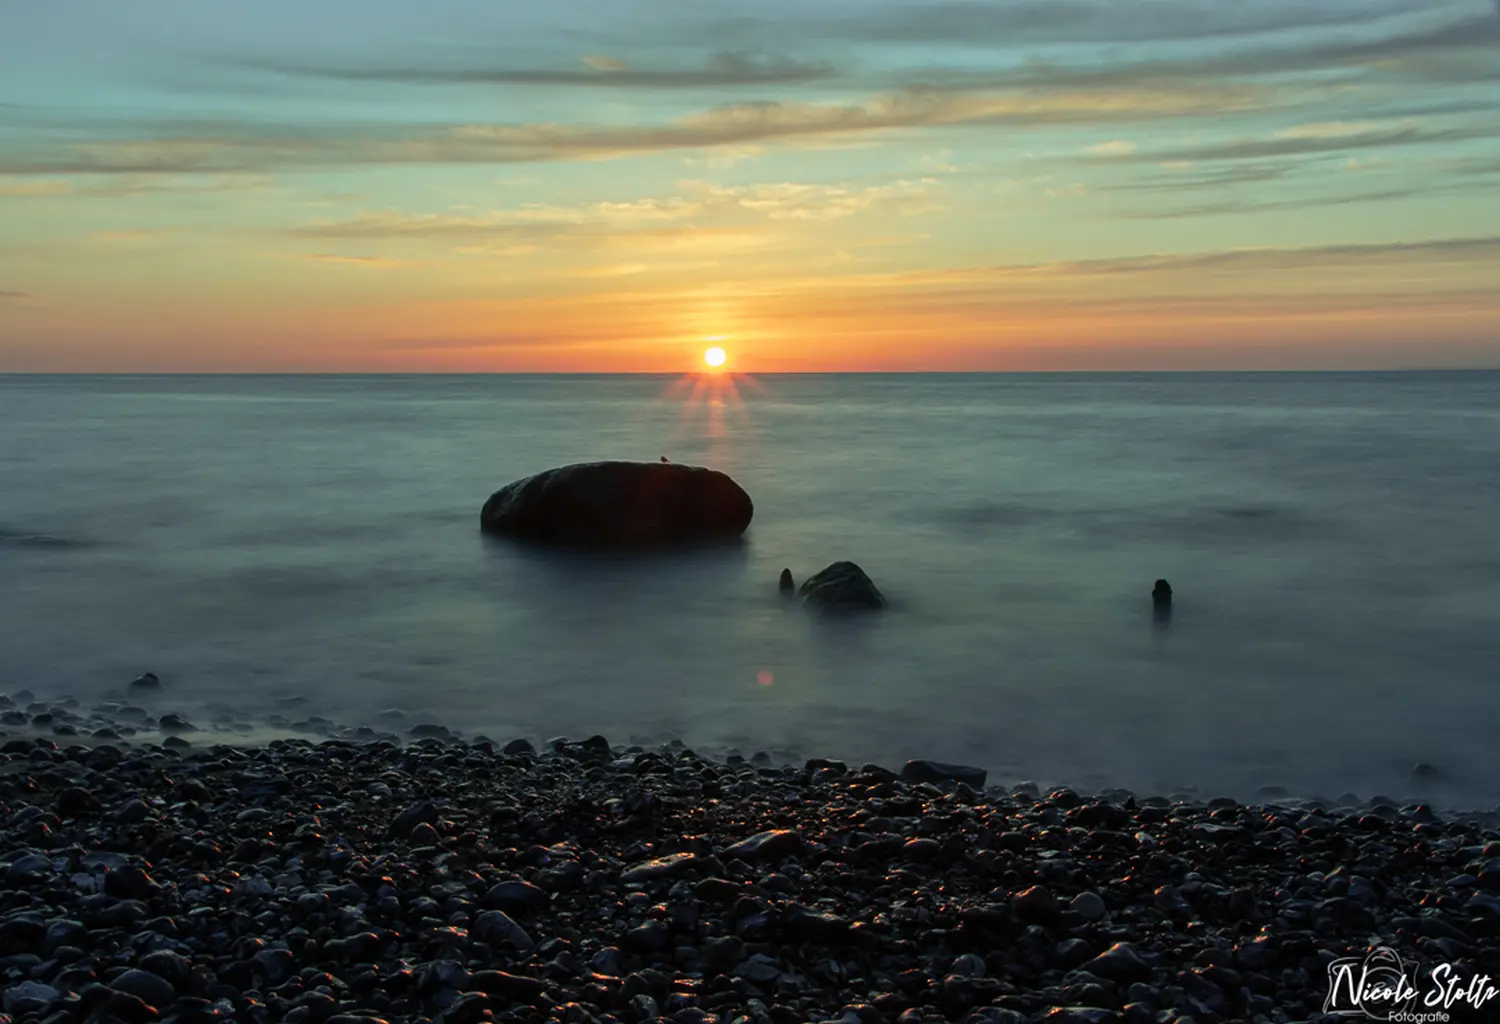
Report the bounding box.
[2,0,1499,371]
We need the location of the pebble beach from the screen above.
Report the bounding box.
[4,685,1500,1024]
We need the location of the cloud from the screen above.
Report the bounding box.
[87,229,171,244]
[245,50,837,88]
[0,83,1268,177]
[681,178,940,220]
[1107,162,1297,193]
[878,3,1500,92]
[1121,187,1454,219]
[1095,120,1494,163]
[0,180,73,197]
[1088,140,1136,156]
[292,178,940,246]
[720,234,1500,305]
[931,235,1500,280]
[0,290,27,301]
[774,0,1451,47]
[0,174,270,197]
[293,253,414,268]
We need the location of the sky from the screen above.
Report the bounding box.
[1,0,1498,372]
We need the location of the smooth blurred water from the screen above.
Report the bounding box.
[3,372,1499,804]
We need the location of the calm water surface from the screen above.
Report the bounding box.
[3,372,1498,804]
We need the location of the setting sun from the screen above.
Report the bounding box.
[703,346,727,369]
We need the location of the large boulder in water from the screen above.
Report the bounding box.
[799,561,886,611]
[480,461,753,548]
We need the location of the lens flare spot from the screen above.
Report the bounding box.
[756,669,774,687]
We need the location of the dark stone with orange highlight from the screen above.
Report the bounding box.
[480,460,752,548]
[723,828,803,861]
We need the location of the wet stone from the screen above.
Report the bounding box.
[0,686,1493,1024]
[900,759,987,788]
[723,829,803,861]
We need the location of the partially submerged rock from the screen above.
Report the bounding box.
[128,672,161,693]
[901,759,987,787]
[799,561,886,611]
[778,568,794,594]
[480,461,753,548]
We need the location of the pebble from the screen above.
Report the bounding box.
[110,967,176,1007]
[0,688,1495,1024]
[1070,891,1108,921]
[723,829,803,861]
[900,758,988,787]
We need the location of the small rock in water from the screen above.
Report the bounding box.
[503,737,536,755]
[901,759,987,787]
[158,713,195,733]
[1152,579,1173,625]
[128,672,161,693]
[799,561,886,611]
[779,568,795,593]
[1411,762,1448,786]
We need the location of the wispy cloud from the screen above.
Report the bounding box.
[1120,187,1481,220]
[291,178,940,247]
[771,0,1452,47]
[292,253,415,267]
[1094,120,1495,164]
[0,290,28,302]
[0,83,1269,177]
[0,174,270,197]
[86,228,170,244]
[681,178,940,220]
[917,235,1500,280]
[1107,162,1297,193]
[245,51,837,88]
[0,180,73,197]
[876,3,1500,92]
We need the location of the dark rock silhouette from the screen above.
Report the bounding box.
[1152,579,1173,626]
[660,456,669,463]
[481,461,753,548]
[799,561,886,611]
[128,672,161,693]
[901,759,986,787]
[1410,762,1448,786]
[779,568,795,594]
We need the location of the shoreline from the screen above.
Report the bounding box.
[4,688,1500,1024]
[1,687,1495,825]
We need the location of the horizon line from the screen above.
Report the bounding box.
[3,367,1499,377]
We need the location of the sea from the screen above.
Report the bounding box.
[3,372,1498,807]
